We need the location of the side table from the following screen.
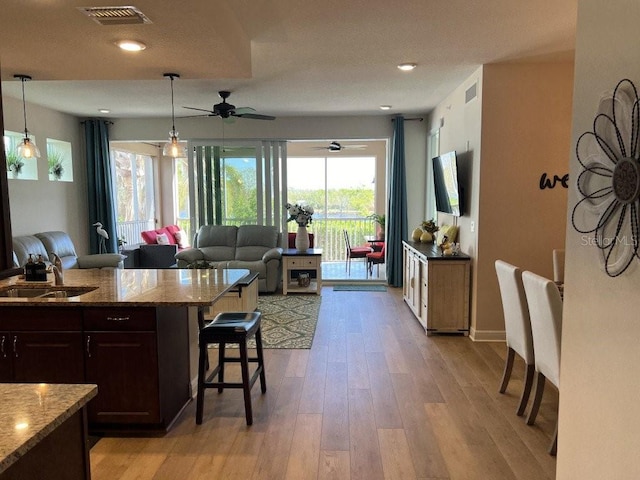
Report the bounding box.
[282,248,322,295]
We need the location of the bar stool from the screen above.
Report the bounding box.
[195,311,267,426]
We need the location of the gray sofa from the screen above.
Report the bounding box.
[12,231,125,269]
[175,225,282,293]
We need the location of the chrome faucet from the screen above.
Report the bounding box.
[51,253,64,286]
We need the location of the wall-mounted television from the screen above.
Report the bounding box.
[432,151,463,216]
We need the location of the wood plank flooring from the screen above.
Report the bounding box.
[90,287,558,480]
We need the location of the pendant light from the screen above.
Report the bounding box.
[14,74,41,159]
[162,73,187,158]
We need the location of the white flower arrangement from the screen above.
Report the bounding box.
[286,202,314,227]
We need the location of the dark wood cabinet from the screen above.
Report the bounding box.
[12,331,84,383]
[0,331,12,382]
[83,306,190,433]
[0,308,84,383]
[0,305,191,434]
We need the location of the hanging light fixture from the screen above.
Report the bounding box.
[14,74,41,159]
[162,73,187,158]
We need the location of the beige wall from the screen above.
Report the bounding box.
[558,0,640,476]
[477,62,574,337]
[3,96,89,254]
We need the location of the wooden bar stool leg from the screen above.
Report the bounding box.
[255,328,267,393]
[195,342,207,425]
[526,372,546,425]
[239,340,253,426]
[218,341,225,393]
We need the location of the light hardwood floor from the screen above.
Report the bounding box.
[90,286,557,480]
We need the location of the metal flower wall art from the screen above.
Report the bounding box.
[572,79,640,277]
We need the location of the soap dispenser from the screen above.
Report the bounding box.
[25,254,36,281]
[34,254,48,281]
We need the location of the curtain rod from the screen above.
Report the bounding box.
[79,120,114,125]
[391,117,423,122]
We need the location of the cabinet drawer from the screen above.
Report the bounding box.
[287,257,319,268]
[0,307,82,331]
[83,307,156,331]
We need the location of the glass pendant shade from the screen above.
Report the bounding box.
[15,74,41,159]
[16,136,41,159]
[163,131,187,158]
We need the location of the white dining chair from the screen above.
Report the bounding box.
[522,270,563,455]
[495,260,535,416]
[552,249,565,284]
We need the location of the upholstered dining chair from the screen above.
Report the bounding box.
[552,249,565,284]
[343,230,372,275]
[522,270,563,456]
[366,242,385,278]
[495,260,535,417]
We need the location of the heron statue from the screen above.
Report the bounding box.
[93,222,109,253]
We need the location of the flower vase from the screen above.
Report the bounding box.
[295,225,310,251]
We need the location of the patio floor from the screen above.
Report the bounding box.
[321,260,387,283]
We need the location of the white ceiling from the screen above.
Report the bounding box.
[0,0,577,119]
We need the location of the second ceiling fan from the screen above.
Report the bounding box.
[312,141,367,152]
[183,90,275,121]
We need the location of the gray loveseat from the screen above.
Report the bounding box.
[175,225,282,293]
[12,231,125,269]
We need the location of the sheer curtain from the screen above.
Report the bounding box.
[84,119,117,254]
[387,116,408,286]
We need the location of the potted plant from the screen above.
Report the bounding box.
[6,150,24,177]
[47,148,65,180]
[369,213,386,240]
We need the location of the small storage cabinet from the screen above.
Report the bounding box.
[403,241,470,334]
[83,306,190,432]
[282,248,322,295]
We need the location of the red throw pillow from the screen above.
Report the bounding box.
[141,226,178,245]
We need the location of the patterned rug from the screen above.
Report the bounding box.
[253,294,321,349]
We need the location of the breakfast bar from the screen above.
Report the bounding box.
[0,268,249,435]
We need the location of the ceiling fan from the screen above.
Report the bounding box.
[183,91,275,121]
[311,141,367,152]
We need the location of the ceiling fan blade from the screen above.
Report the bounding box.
[180,113,214,118]
[183,106,216,114]
[233,112,276,120]
[233,107,256,115]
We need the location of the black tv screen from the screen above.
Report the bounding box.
[432,151,463,216]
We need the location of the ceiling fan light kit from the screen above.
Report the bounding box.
[163,73,187,158]
[14,74,41,159]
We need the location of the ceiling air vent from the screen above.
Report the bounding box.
[78,6,152,25]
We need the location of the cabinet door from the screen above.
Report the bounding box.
[85,331,160,425]
[0,331,13,382]
[12,332,84,383]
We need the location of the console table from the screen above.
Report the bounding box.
[402,241,470,334]
[282,248,322,295]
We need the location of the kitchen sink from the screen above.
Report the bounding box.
[0,285,97,298]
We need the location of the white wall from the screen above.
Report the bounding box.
[558,0,640,477]
[3,96,89,254]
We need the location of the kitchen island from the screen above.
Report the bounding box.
[0,383,97,480]
[0,268,249,435]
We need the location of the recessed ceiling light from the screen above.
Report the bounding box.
[380,105,392,110]
[98,109,110,114]
[116,40,146,52]
[397,63,417,71]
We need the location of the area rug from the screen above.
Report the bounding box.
[253,294,321,349]
[333,284,387,292]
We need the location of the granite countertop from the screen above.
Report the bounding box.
[0,383,97,474]
[0,268,249,307]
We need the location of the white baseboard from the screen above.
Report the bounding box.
[469,327,506,342]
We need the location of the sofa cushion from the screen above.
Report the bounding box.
[35,231,79,269]
[12,235,50,267]
[141,225,179,245]
[193,225,238,261]
[235,225,278,261]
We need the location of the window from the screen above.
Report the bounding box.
[174,157,190,232]
[4,131,38,180]
[111,148,156,245]
[287,155,376,262]
[46,138,73,182]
